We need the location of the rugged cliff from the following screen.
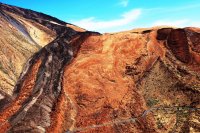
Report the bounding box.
[0,3,200,133]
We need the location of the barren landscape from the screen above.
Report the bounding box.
[0,3,200,133]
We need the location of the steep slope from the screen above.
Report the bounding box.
[63,28,200,133]
[0,25,200,133]
[0,3,200,133]
[0,3,84,95]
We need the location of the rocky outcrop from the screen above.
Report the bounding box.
[0,3,200,133]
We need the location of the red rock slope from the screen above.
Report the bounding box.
[0,3,200,133]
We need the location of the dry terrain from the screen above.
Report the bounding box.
[0,3,200,133]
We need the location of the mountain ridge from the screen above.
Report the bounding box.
[0,2,87,95]
[0,3,200,133]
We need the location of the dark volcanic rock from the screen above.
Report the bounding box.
[157,28,172,40]
[186,29,200,53]
[167,29,191,63]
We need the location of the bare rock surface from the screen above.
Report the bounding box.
[0,2,200,133]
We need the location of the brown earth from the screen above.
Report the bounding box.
[0,3,200,133]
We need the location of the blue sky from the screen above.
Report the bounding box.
[1,0,200,33]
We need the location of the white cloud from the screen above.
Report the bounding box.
[119,0,129,7]
[152,19,200,28]
[71,9,141,33]
[152,19,189,27]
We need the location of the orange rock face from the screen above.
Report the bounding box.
[0,3,200,133]
[63,33,157,132]
[62,29,200,133]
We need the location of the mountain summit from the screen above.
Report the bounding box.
[0,3,200,133]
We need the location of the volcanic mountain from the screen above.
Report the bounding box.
[0,3,200,133]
